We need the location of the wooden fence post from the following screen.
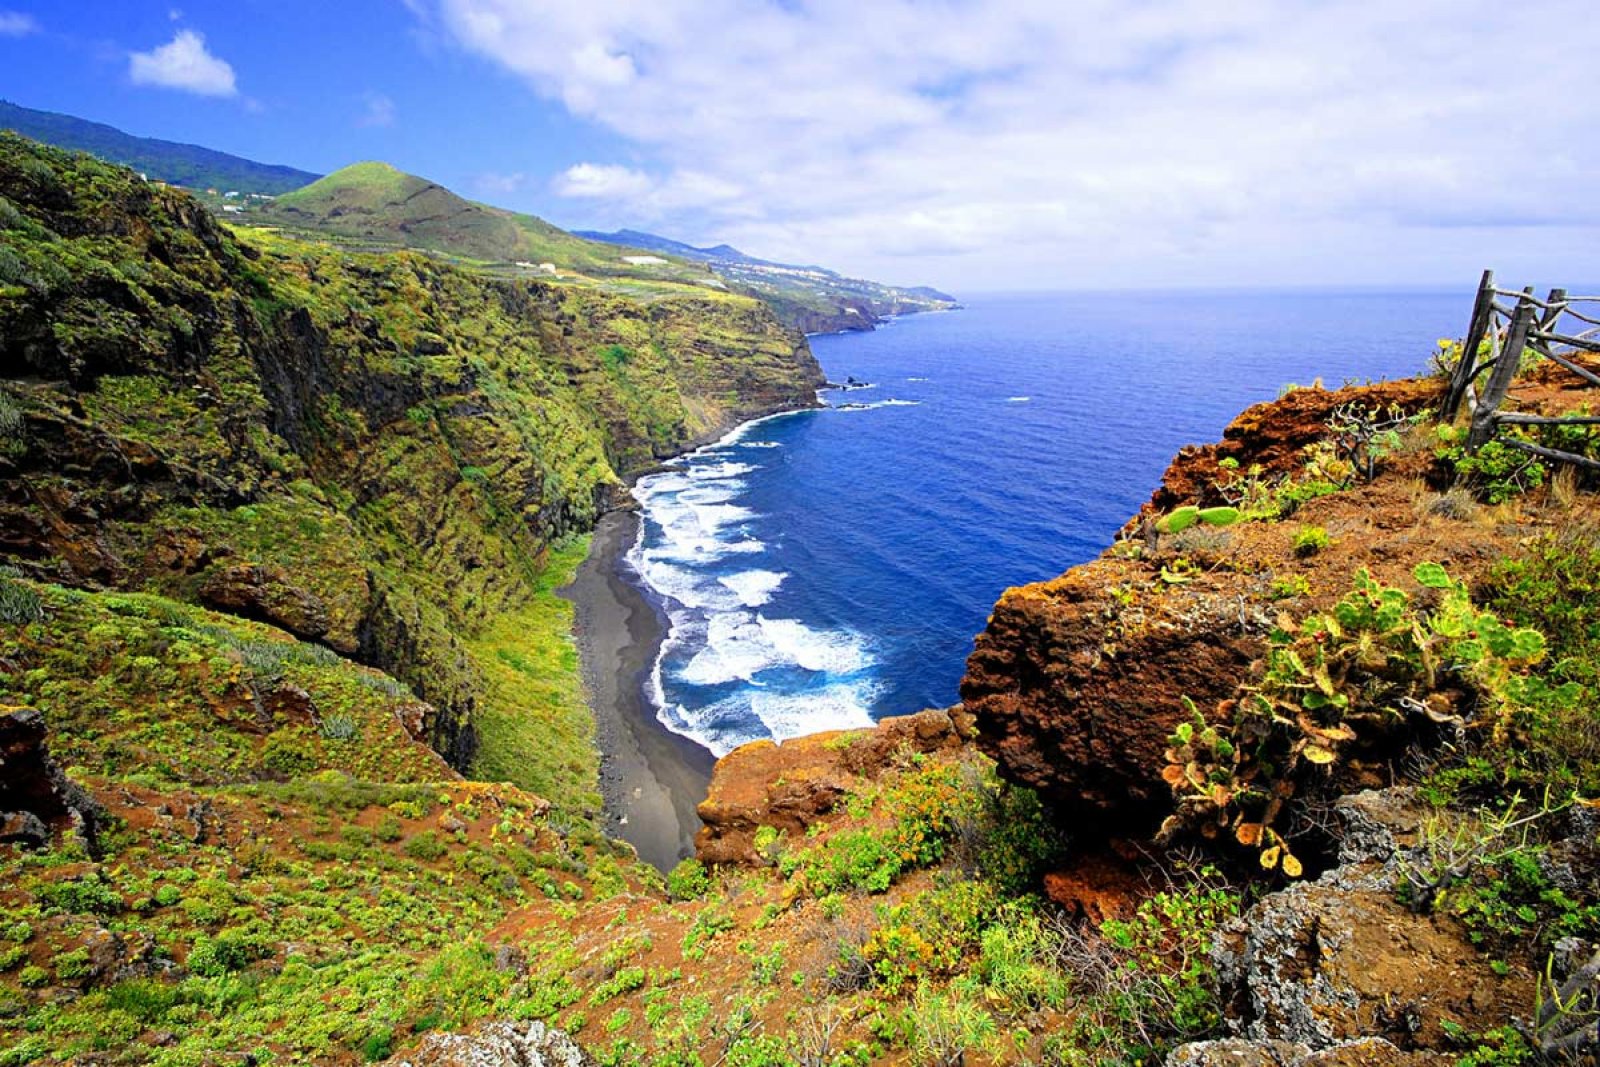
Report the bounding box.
[1468,297,1536,450]
[1539,288,1568,332]
[1443,269,1495,421]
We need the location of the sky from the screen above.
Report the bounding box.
[0,1,1595,292]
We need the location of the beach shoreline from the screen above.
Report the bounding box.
[559,509,715,873]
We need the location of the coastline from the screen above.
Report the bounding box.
[560,509,716,872]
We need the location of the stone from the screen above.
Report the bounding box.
[390,1020,592,1066]
[199,563,331,642]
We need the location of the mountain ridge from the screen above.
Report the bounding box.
[0,99,320,195]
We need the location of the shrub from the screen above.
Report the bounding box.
[1291,524,1330,557]
[666,858,712,900]
[404,831,448,862]
[1078,881,1239,1053]
[51,948,92,981]
[319,713,360,742]
[17,965,48,988]
[1435,425,1546,504]
[903,981,998,1067]
[36,877,125,916]
[975,906,1072,1010]
[0,574,45,625]
[863,880,998,994]
[187,928,269,977]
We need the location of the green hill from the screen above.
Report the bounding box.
[265,161,708,281]
[0,99,319,195]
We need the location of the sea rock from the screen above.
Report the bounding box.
[695,707,970,866]
[390,1020,592,1067]
[0,706,104,856]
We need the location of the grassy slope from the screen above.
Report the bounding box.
[0,577,652,1066]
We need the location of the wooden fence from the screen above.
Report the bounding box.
[1440,270,1600,470]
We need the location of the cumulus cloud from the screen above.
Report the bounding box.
[0,10,38,36]
[553,162,654,200]
[422,0,1600,287]
[129,30,237,97]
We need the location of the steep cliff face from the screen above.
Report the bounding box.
[962,379,1459,840]
[0,133,823,792]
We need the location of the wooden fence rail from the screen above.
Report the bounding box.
[1440,270,1600,471]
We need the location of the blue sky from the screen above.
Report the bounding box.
[1,1,1595,292]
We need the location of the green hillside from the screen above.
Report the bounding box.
[0,99,319,195]
[265,161,710,282]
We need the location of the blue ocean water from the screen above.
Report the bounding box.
[629,289,1469,755]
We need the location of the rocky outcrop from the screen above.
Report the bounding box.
[391,1021,592,1067]
[198,563,334,644]
[1139,380,1440,522]
[1168,1037,1447,1066]
[0,706,103,855]
[1175,790,1531,1063]
[961,558,1269,838]
[696,708,971,865]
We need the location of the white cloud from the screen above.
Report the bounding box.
[0,10,38,36]
[358,92,397,128]
[474,171,529,195]
[553,162,653,200]
[129,30,237,97]
[423,0,1600,288]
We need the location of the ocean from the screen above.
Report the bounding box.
[628,288,1469,756]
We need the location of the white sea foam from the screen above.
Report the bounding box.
[907,376,930,382]
[752,682,880,743]
[636,558,742,611]
[632,403,888,753]
[1005,396,1032,402]
[756,616,869,674]
[691,461,755,480]
[718,570,787,607]
[678,612,772,685]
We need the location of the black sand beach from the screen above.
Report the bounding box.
[560,510,716,872]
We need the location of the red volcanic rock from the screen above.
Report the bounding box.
[962,562,1263,838]
[1141,379,1441,521]
[962,378,1443,842]
[1042,852,1147,923]
[695,708,970,866]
